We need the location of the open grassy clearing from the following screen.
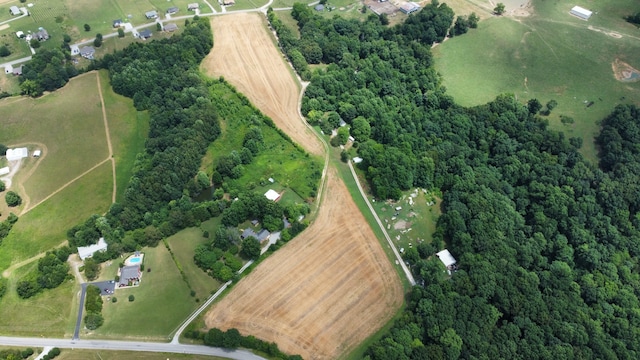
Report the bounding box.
[0,161,112,271]
[85,244,198,340]
[0,262,77,337]
[165,218,223,301]
[273,10,300,37]
[56,349,226,360]
[98,70,149,201]
[270,0,314,8]
[0,72,108,206]
[223,0,270,11]
[433,0,640,162]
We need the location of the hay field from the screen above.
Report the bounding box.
[204,167,403,359]
[201,13,324,156]
[201,13,403,359]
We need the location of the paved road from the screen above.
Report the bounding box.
[72,283,88,340]
[348,161,417,286]
[0,337,265,359]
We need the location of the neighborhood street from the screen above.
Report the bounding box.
[0,337,265,360]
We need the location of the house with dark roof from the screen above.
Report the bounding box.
[113,19,123,28]
[34,28,49,41]
[242,228,258,239]
[119,265,141,287]
[12,66,22,76]
[167,6,179,14]
[79,46,95,59]
[257,229,271,242]
[138,29,153,39]
[145,10,158,19]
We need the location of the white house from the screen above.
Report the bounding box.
[0,167,9,176]
[78,237,108,260]
[570,6,592,20]
[6,147,28,161]
[9,6,21,16]
[264,189,280,201]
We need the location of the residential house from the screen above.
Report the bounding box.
[138,29,152,39]
[399,2,420,14]
[34,28,49,41]
[79,46,95,59]
[188,3,199,11]
[113,19,123,28]
[166,6,179,14]
[9,6,20,16]
[145,10,158,19]
[163,23,178,32]
[12,66,22,76]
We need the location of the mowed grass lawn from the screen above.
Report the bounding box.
[165,218,223,301]
[0,72,108,206]
[0,262,78,337]
[86,244,198,340]
[433,0,640,162]
[56,350,227,360]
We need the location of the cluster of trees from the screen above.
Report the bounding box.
[83,258,100,281]
[17,247,71,298]
[625,11,640,26]
[84,285,104,330]
[0,213,19,245]
[19,48,79,97]
[5,191,22,207]
[187,327,302,360]
[272,5,640,359]
[0,347,35,360]
[0,45,11,57]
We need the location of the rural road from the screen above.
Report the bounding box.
[0,337,265,360]
[348,161,417,286]
[73,283,88,340]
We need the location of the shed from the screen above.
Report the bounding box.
[163,23,178,32]
[314,4,324,11]
[145,10,158,19]
[6,147,28,161]
[9,6,21,16]
[79,46,95,59]
[570,6,592,20]
[352,157,363,163]
[436,249,457,268]
[166,7,179,14]
[399,2,420,14]
[0,167,9,176]
[33,150,41,157]
[77,238,108,260]
[188,3,199,10]
[16,31,24,38]
[138,29,152,39]
[223,0,235,5]
[264,189,280,201]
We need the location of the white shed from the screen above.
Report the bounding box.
[33,150,41,157]
[0,167,9,176]
[436,249,457,268]
[6,147,28,161]
[264,189,280,201]
[570,6,592,20]
[352,157,363,163]
[77,237,108,260]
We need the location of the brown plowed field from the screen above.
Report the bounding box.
[201,13,404,359]
[201,12,323,156]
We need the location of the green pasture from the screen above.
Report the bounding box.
[0,161,112,271]
[225,0,270,11]
[0,29,32,62]
[86,244,197,340]
[0,73,108,205]
[315,0,367,20]
[98,70,149,201]
[270,0,314,9]
[57,349,226,360]
[0,262,77,337]
[165,219,223,301]
[433,0,640,162]
[274,10,300,37]
[203,81,323,201]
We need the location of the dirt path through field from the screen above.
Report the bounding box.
[95,72,116,203]
[202,13,403,359]
[201,13,323,156]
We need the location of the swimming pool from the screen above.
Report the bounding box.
[129,257,141,264]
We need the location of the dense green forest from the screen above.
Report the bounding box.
[271,4,640,359]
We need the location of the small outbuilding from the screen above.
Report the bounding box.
[223,0,235,5]
[352,157,363,163]
[78,237,108,260]
[0,167,9,176]
[6,147,28,161]
[79,46,95,59]
[33,150,41,157]
[264,189,280,201]
[436,249,457,274]
[9,6,21,16]
[399,2,420,14]
[16,31,24,38]
[570,5,592,20]
[163,23,178,32]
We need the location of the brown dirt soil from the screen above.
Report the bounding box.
[612,58,640,82]
[204,167,403,359]
[201,13,403,359]
[201,13,323,156]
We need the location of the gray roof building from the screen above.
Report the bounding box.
[164,23,178,32]
[145,10,158,19]
[119,265,141,287]
[79,46,95,59]
[139,29,153,39]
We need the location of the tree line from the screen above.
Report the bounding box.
[271,4,640,359]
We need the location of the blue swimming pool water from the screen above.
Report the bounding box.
[129,257,141,264]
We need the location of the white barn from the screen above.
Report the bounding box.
[78,237,108,260]
[436,249,457,268]
[264,189,280,201]
[570,6,592,20]
[6,147,28,161]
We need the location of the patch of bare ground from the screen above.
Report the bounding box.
[201,13,323,156]
[201,13,403,360]
[204,167,403,359]
[612,58,640,82]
